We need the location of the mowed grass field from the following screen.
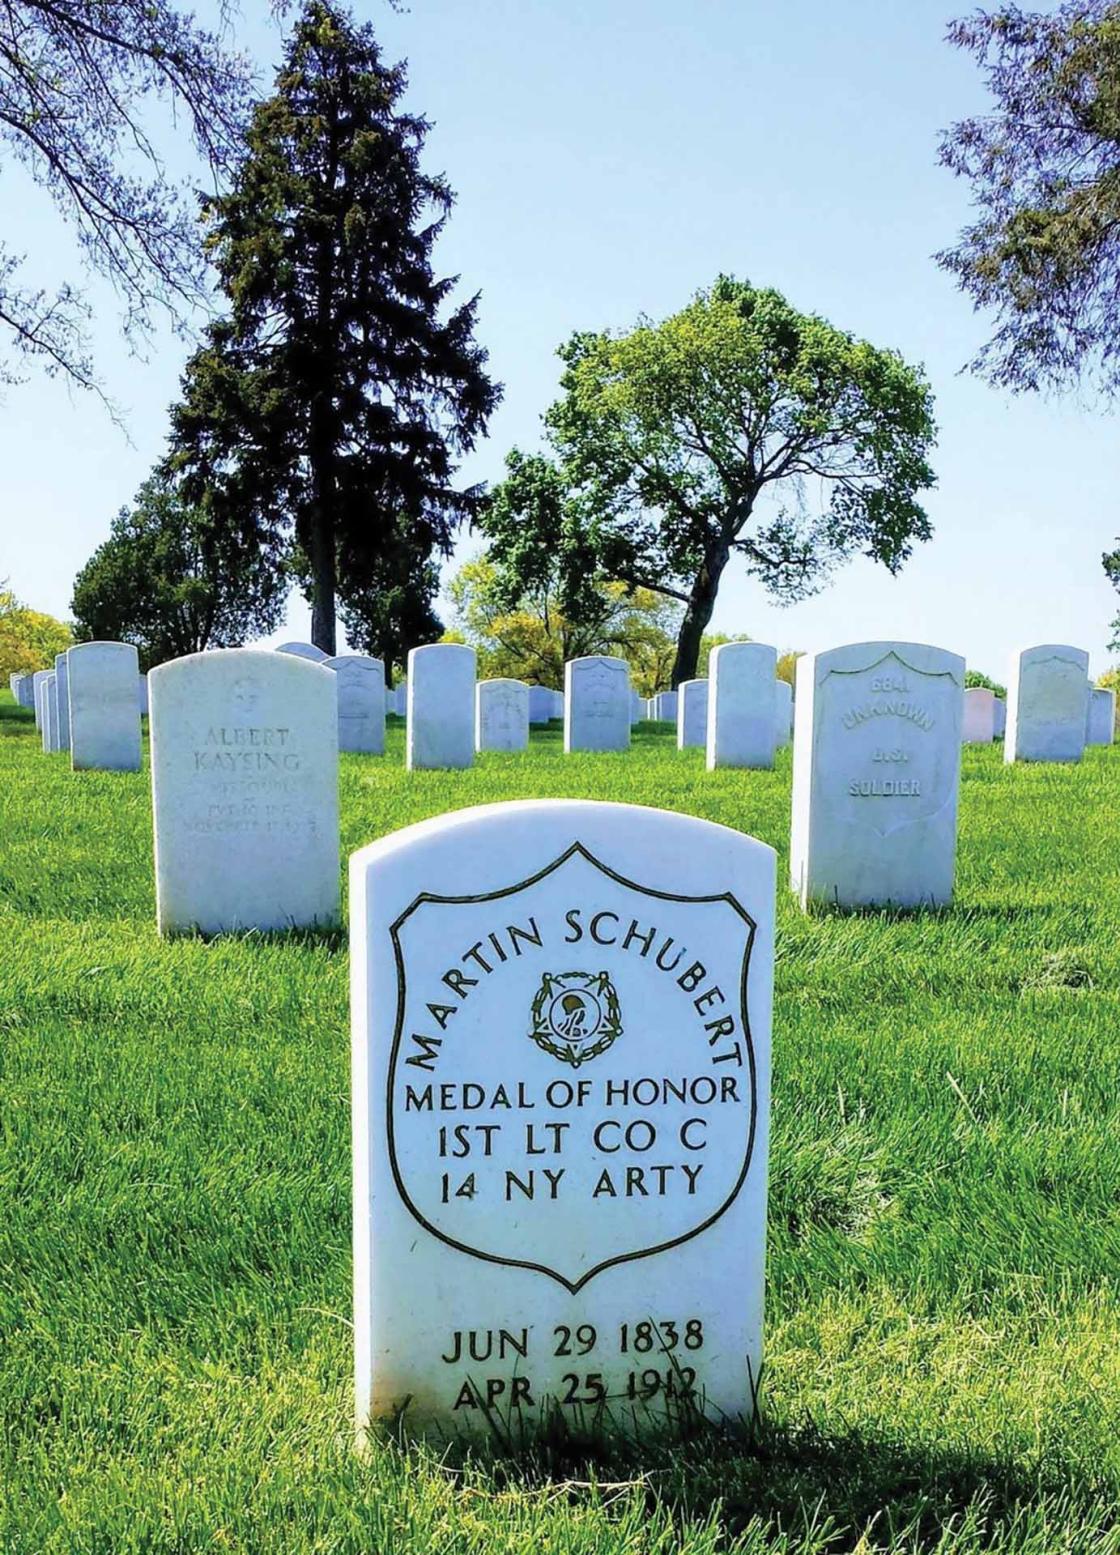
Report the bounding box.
[2,689,1120,1555]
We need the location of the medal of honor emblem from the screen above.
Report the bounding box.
[529,971,622,1067]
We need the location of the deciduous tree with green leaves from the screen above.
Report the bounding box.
[70,471,286,671]
[483,278,936,686]
[169,0,499,656]
[0,581,72,676]
[446,555,684,694]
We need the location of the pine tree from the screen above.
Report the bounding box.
[170,0,500,654]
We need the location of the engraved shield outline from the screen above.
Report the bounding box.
[815,646,963,838]
[385,840,759,1293]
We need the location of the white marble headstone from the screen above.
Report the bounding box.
[676,679,709,750]
[706,642,777,770]
[43,672,59,753]
[32,670,50,730]
[138,674,149,717]
[149,649,340,936]
[1086,687,1115,746]
[53,653,71,751]
[962,687,995,744]
[992,696,1007,739]
[476,678,530,752]
[350,798,774,1440]
[564,656,631,753]
[790,641,965,909]
[276,641,329,662]
[407,644,475,770]
[326,654,385,755]
[14,673,35,710]
[1005,645,1089,763]
[68,642,141,772]
[651,690,678,724]
[774,680,793,748]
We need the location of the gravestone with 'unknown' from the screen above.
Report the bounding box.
[351,799,774,1441]
[791,641,964,909]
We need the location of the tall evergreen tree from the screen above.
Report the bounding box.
[169,0,499,654]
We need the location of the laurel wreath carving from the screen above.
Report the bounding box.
[529,971,623,1068]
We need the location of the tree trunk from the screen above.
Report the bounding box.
[307,395,337,657]
[671,545,729,686]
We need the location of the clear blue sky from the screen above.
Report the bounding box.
[2,0,1117,679]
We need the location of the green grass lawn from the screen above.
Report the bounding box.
[2,689,1120,1554]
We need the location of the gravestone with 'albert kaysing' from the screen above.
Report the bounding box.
[351,799,774,1441]
[150,649,340,935]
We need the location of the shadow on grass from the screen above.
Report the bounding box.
[406,1415,1112,1551]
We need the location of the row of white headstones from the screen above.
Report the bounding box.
[8,638,1116,1442]
[11,638,1114,933]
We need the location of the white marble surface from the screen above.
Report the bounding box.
[150,648,340,935]
[476,678,530,752]
[275,641,329,662]
[790,641,965,909]
[707,643,776,770]
[774,680,793,747]
[993,696,1007,738]
[68,641,141,771]
[962,686,995,744]
[32,670,50,730]
[676,679,709,749]
[326,654,385,755]
[651,690,678,724]
[407,644,475,770]
[350,798,774,1440]
[43,672,58,752]
[564,656,631,753]
[54,654,70,751]
[1005,645,1089,763]
[1086,687,1115,746]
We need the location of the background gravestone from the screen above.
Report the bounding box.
[54,653,71,751]
[14,673,35,710]
[774,679,793,748]
[32,670,50,730]
[43,672,59,753]
[275,641,329,662]
[993,696,1007,738]
[326,654,385,755]
[138,674,149,718]
[651,690,678,724]
[476,678,530,752]
[150,649,340,935]
[68,642,141,772]
[707,641,777,770]
[407,644,475,770]
[564,656,631,753]
[1086,687,1116,746]
[1005,645,1089,764]
[962,686,995,744]
[677,679,709,750]
[791,641,965,909]
[351,798,774,1440]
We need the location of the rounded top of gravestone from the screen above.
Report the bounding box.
[275,640,329,661]
[324,653,384,672]
[810,641,965,684]
[479,677,529,689]
[150,646,336,694]
[1014,643,1089,663]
